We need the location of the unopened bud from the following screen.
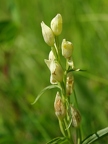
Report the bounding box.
[49,50,55,61]
[70,105,81,128]
[51,14,62,36]
[61,39,73,59]
[54,92,66,119]
[66,72,74,96]
[41,21,55,46]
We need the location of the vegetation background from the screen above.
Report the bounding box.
[0,0,108,143]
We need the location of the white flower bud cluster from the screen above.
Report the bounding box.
[41,14,74,85]
[41,14,81,126]
[41,14,64,84]
[41,14,62,46]
[41,14,74,63]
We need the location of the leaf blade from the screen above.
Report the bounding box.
[82,127,108,144]
[46,137,68,144]
[32,85,60,105]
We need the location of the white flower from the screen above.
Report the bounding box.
[41,21,55,46]
[61,39,73,59]
[51,14,62,36]
[44,59,63,83]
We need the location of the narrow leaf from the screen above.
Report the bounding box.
[82,127,108,144]
[32,85,60,105]
[46,137,68,144]
[46,137,63,144]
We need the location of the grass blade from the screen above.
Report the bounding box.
[46,137,68,144]
[32,85,60,104]
[82,127,108,144]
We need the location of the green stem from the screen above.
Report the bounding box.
[73,89,79,109]
[55,36,60,54]
[73,89,82,144]
[64,118,71,138]
[59,81,66,98]
[77,128,82,144]
[58,119,66,137]
[79,127,82,142]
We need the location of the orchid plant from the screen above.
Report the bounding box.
[33,14,108,144]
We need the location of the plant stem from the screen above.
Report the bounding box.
[73,89,82,144]
[55,36,60,54]
[73,89,79,109]
[64,118,71,138]
[58,119,66,137]
[77,128,82,144]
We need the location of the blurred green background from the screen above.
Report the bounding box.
[0,0,108,143]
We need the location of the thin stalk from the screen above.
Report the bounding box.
[58,119,66,137]
[79,128,82,143]
[64,118,71,138]
[79,125,83,142]
[54,37,62,65]
[77,128,81,144]
[73,89,82,144]
[55,36,60,55]
[59,81,66,98]
[73,89,79,109]
[64,118,74,144]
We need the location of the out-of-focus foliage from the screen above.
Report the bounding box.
[0,0,108,143]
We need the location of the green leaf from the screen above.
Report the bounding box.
[82,127,108,144]
[32,85,60,105]
[46,137,68,144]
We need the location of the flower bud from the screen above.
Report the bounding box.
[45,59,63,83]
[41,21,55,46]
[61,39,73,59]
[54,92,66,119]
[66,72,74,96]
[49,50,55,60]
[70,105,81,128]
[51,14,62,36]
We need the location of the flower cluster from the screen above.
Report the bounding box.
[41,14,81,132]
[34,13,107,144]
